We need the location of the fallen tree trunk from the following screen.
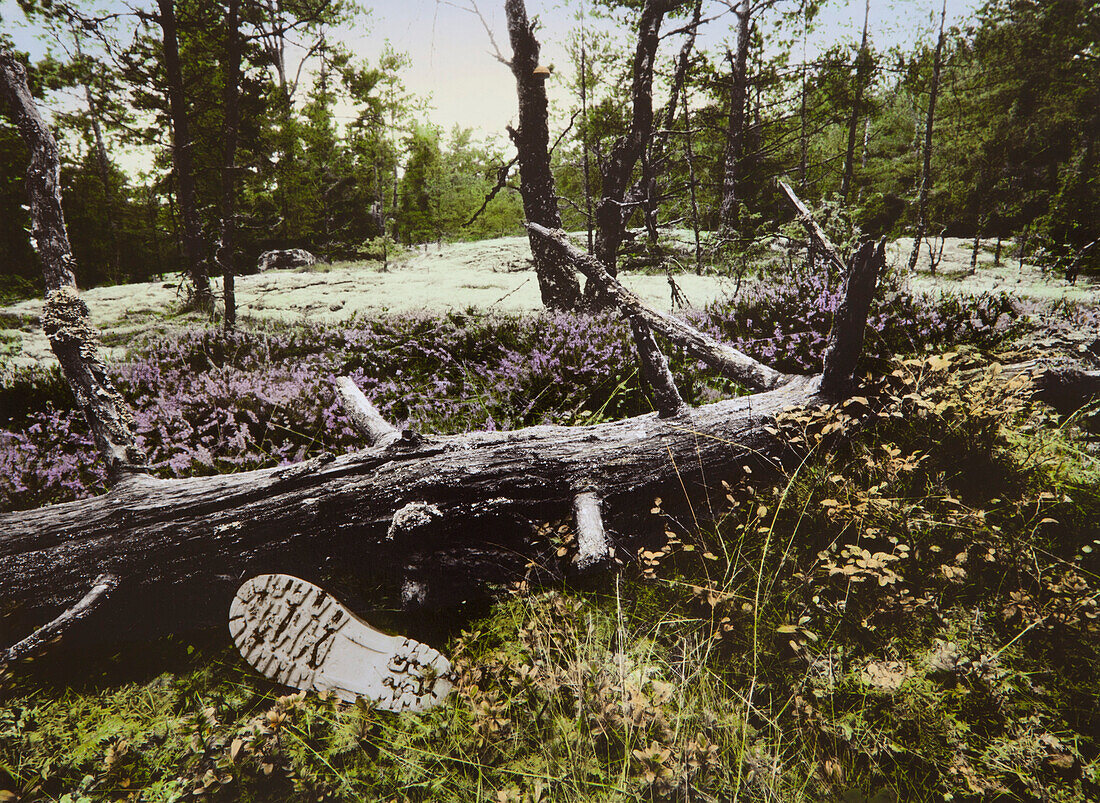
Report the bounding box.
[0,375,814,640]
[5,352,1089,645]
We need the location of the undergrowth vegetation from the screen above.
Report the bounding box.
[0,279,1021,513]
[4,282,1098,801]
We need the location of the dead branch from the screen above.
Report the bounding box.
[335,376,401,447]
[1,574,118,669]
[465,156,519,227]
[778,180,847,273]
[527,223,791,391]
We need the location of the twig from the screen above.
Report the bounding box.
[1,573,119,669]
[438,0,511,66]
[465,155,519,227]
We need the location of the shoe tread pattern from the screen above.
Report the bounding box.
[229,574,453,712]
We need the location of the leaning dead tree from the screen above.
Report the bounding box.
[0,49,145,483]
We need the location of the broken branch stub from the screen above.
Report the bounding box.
[335,376,401,448]
[572,492,611,571]
[1,573,118,670]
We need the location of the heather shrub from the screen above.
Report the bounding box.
[0,284,1024,513]
[699,269,1022,375]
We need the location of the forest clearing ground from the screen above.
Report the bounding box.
[0,235,1095,373]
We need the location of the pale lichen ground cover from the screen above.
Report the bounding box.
[0,235,1094,372]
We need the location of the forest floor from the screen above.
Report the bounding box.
[1,235,1099,802]
[0,235,1094,373]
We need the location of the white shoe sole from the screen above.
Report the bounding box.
[229,574,453,712]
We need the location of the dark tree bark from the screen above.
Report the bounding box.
[0,48,145,480]
[504,0,581,310]
[840,0,871,202]
[906,0,947,274]
[217,0,243,331]
[588,0,683,301]
[820,238,885,398]
[718,0,751,236]
[157,0,213,312]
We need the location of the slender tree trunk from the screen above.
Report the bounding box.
[83,86,122,282]
[73,37,122,283]
[841,0,871,202]
[718,0,751,236]
[860,116,870,170]
[157,0,212,312]
[798,5,810,191]
[906,0,947,274]
[970,223,983,274]
[146,183,163,279]
[217,0,242,331]
[799,71,808,190]
[638,0,701,249]
[611,0,701,257]
[590,0,679,293]
[504,0,581,310]
[682,87,703,274]
[640,151,659,246]
[580,36,593,254]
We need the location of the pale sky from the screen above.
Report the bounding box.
[2,0,983,150]
[354,0,983,140]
